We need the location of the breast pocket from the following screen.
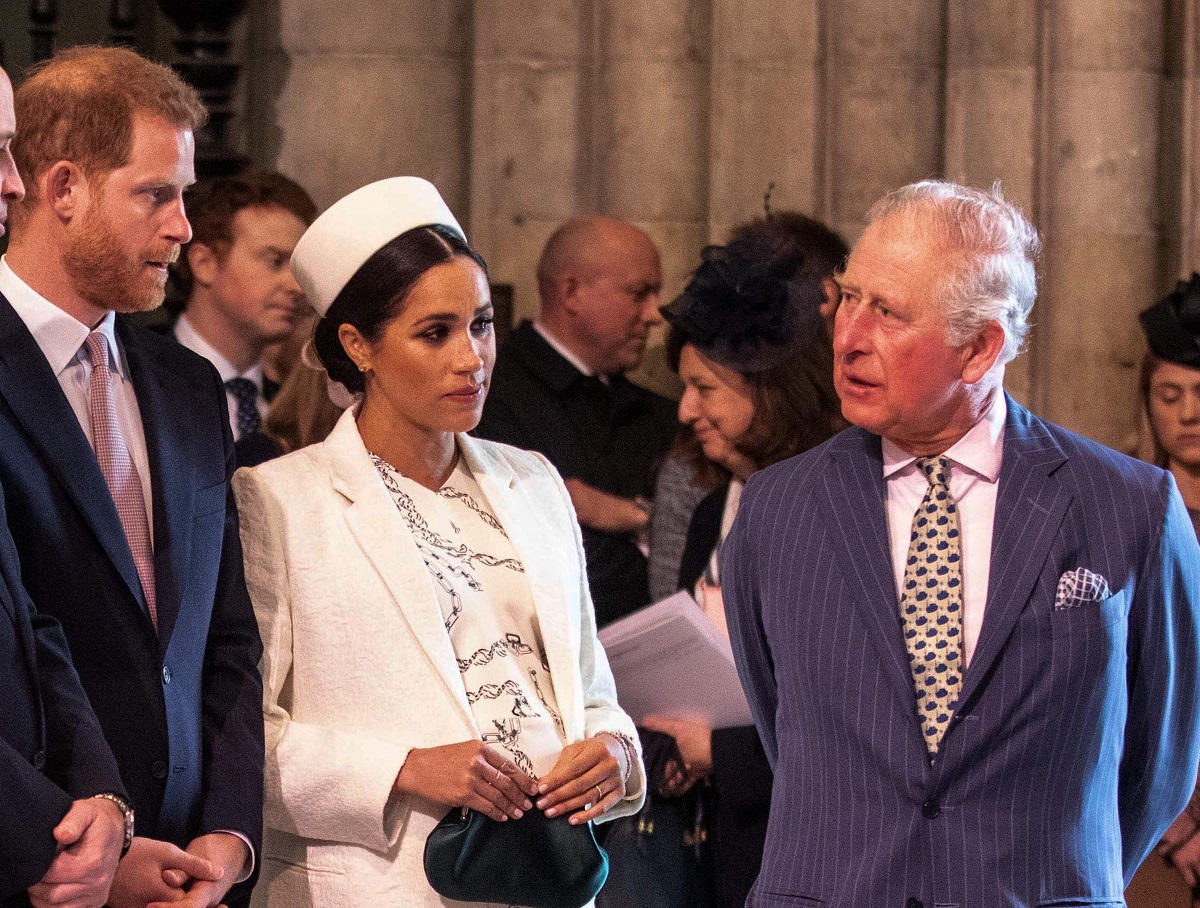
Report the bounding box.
[1048,589,1130,721]
[1049,589,1129,638]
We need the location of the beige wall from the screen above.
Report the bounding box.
[266,0,1196,448]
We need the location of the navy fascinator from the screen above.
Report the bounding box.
[662,238,825,373]
[1140,273,1200,369]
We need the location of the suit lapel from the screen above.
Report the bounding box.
[463,437,580,738]
[326,413,477,732]
[120,321,191,649]
[819,429,922,728]
[954,397,1070,711]
[0,297,150,626]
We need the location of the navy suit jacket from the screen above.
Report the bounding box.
[724,397,1200,908]
[0,481,125,907]
[0,294,263,881]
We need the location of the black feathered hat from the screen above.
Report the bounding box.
[661,235,825,374]
[1140,273,1200,368]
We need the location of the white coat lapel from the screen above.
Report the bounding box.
[324,412,477,732]
[461,436,582,739]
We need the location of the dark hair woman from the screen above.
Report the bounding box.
[1127,275,1200,908]
[233,177,644,907]
[603,219,843,908]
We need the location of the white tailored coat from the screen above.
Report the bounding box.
[234,408,645,908]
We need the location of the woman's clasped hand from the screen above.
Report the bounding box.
[393,741,537,822]
[396,734,628,825]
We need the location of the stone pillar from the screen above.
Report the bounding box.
[1037,0,1164,445]
[825,0,947,242]
[594,1,710,393]
[469,1,592,324]
[596,1,711,298]
[274,1,472,213]
[708,0,825,242]
[1163,0,1197,287]
[943,0,1042,404]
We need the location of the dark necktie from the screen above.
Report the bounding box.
[899,455,963,754]
[85,332,157,629]
[225,377,261,439]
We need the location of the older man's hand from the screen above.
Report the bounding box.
[28,797,124,908]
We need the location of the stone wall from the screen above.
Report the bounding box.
[264,0,1196,448]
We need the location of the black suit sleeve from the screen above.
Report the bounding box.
[0,730,72,898]
[0,493,124,897]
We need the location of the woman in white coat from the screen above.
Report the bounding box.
[234,177,644,907]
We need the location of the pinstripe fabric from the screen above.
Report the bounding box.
[723,396,1200,908]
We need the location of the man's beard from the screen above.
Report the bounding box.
[62,208,178,314]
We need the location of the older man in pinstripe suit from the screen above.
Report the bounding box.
[723,180,1200,908]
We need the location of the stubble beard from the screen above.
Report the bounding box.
[62,207,177,315]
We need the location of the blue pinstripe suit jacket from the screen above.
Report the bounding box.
[723,397,1200,908]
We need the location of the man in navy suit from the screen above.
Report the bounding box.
[724,180,1200,907]
[0,61,128,908]
[0,47,263,908]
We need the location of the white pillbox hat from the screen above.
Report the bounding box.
[291,176,466,316]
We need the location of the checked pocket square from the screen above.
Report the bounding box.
[1054,567,1112,610]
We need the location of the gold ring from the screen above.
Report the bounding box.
[493,768,503,784]
[594,784,603,803]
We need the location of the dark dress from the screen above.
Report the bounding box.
[600,483,772,908]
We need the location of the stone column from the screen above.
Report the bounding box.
[708,0,825,242]
[596,1,711,298]
[595,1,711,393]
[1163,0,1197,287]
[825,0,947,242]
[469,1,592,324]
[274,1,472,213]
[943,0,1042,404]
[1037,0,1164,445]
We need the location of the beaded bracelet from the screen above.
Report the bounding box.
[598,731,637,786]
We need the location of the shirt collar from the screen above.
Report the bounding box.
[174,314,263,387]
[0,255,125,378]
[532,321,597,378]
[881,391,1007,481]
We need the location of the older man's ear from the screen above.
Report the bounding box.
[960,319,1008,385]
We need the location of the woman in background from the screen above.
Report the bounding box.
[603,220,843,908]
[1127,274,1200,908]
[235,177,643,907]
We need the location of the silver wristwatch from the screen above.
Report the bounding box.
[92,792,134,856]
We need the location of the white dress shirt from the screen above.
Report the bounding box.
[174,314,266,440]
[0,256,154,539]
[883,392,1007,668]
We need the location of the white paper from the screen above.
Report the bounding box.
[598,591,753,729]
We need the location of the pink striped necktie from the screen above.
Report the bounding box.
[84,331,157,629]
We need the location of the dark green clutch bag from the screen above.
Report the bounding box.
[423,806,609,908]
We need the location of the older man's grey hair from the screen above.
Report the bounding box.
[867,180,1040,364]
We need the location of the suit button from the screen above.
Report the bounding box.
[922,799,940,819]
[31,750,45,769]
[907,899,924,908]
[162,664,172,685]
[151,760,168,779]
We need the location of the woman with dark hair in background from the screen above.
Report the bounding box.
[1127,274,1200,908]
[234,177,644,907]
[602,219,844,908]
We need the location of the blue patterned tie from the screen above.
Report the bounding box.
[899,455,963,754]
[225,377,261,439]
